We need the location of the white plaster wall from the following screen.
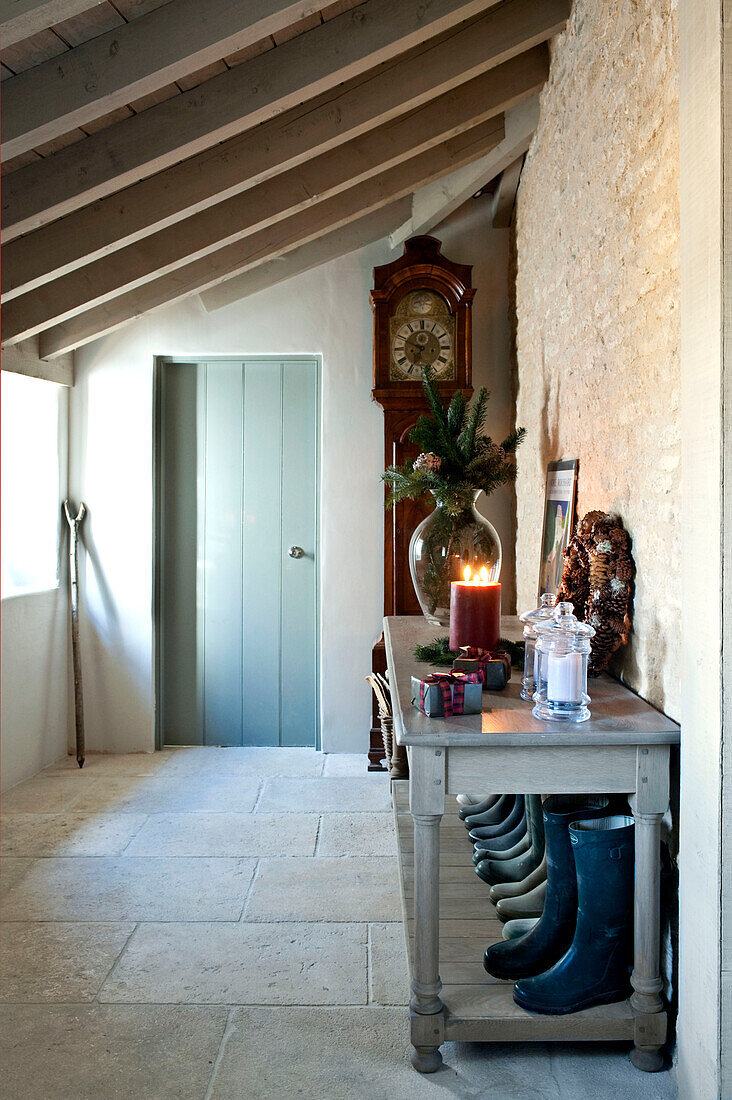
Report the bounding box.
[1,382,70,791]
[69,203,512,754]
[1,589,70,790]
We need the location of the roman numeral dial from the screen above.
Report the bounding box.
[391,318,454,379]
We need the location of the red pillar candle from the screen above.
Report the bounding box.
[449,565,501,652]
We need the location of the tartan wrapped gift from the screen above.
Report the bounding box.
[452,646,512,690]
[411,671,483,718]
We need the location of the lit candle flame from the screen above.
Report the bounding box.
[480,566,489,583]
[463,564,471,583]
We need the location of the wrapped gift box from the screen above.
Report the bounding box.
[411,674,483,717]
[453,648,511,690]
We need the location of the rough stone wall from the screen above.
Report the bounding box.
[515,0,680,720]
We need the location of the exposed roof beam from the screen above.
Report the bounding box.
[0,0,102,47]
[1,335,73,385]
[2,0,565,271]
[389,96,539,247]
[35,118,505,356]
[200,201,408,312]
[2,1,330,160]
[491,153,524,227]
[1,0,504,235]
[6,58,532,335]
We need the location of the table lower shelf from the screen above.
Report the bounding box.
[392,780,637,1043]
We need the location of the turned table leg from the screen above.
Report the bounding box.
[409,748,446,1073]
[629,746,669,1072]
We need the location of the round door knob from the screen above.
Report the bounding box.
[288,545,305,559]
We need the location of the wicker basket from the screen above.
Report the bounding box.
[365,673,408,780]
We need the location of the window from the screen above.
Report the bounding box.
[1,372,66,597]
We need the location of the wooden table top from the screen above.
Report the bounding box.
[385,615,681,749]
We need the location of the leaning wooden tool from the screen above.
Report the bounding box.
[63,500,87,768]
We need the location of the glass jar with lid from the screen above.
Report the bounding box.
[519,592,557,700]
[532,602,595,723]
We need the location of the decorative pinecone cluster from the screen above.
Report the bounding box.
[413,451,442,474]
[556,510,635,675]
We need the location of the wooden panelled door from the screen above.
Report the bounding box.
[158,359,319,748]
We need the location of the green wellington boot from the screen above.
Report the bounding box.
[496,878,546,922]
[502,917,539,940]
[475,795,544,883]
[513,814,635,1014]
[458,794,499,817]
[467,795,524,838]
[489,854,547,903]
[464,794,517,829]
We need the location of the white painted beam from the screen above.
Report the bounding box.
[2,0,327,160]
[200,200,409,312]
[2,87,508,339]
[0,335,73,385]
[8,49,536,336]
[3,0,565,272]
[36,117,505,356]
[490,154,525,228]
[390,97,540,247]
[0,0,102,47]
[1,0,505,235]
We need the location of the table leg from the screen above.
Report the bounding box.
[410,812,443,1072]
[629,748,668,1072]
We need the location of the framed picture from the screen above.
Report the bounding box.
[538,459,579,598]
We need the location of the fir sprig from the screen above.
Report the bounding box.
[382,365,525,511]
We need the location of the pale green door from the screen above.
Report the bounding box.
[159,359,319,747]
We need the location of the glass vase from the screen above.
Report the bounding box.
[409,491,502,627]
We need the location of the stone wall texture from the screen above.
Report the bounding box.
[515,0,680,719]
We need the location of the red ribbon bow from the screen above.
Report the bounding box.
[419,671,481,716]
[459,646,511,684]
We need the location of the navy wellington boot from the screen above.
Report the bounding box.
[464,794,516,829]
[468,795,524,841]
[483,795,609,979]
[513,814,635,1014]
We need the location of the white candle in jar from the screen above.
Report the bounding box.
[547,651,583,703]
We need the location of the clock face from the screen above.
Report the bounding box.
[389,290,456,381]
[391,319,452,378]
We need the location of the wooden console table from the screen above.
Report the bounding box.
[384,615,680,1074]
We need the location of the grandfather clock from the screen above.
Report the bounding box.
[369,235,475,768]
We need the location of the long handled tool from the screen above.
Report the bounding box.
[63,500,87,768]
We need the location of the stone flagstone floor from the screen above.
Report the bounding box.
[1,748,677,1099]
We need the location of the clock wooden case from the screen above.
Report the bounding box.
[369,235,475,768]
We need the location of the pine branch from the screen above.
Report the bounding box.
[447,391,467,438]
[500,426,527,454]
[458,387,489,461]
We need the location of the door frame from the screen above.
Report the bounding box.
[152,355,322,751]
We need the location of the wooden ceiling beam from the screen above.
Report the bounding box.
[390,97,539,247]
[34,118,505,356]
[1,0,503,235]
[0,335,73,385]
[0,0,103,47]
[2,0,566,279]
[490,153,525,227]
[5,54,543,334]
[2,0,330,160]
[200,201,410,312]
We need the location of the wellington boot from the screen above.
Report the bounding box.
[489,855,547,904]
[502,917,539,941]
[475,833,531,862]
[470,811,527,852]
[464,794,516,829]
[476,797,544,883]
[458,794,499,817]
[467,795,524,839]
[483,795,610,980]
[496,879,546,922]
[513,814,635,1014]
